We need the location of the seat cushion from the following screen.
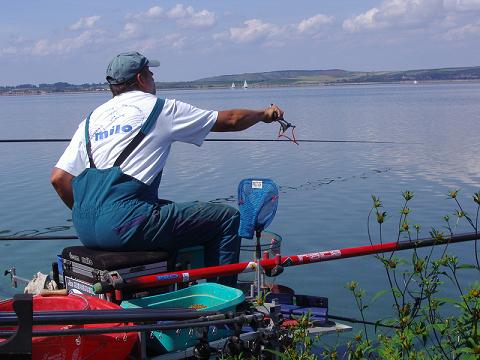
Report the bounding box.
[62,246,170,270]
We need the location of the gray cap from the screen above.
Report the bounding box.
[106,51,160,84]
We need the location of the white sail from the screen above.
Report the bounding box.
[231,82,236,88]
[243,80,248,89]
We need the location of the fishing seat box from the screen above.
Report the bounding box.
[60,246,170,301]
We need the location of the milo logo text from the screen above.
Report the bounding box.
[94,124,133,141]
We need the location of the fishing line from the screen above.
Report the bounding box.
[0,167,391,240]
[328,314,399,329]
[208,168,392,204]
[0,138,413,144]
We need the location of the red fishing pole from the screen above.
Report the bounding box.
[93,232,479,294]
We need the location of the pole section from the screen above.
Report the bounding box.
[94,232,480,294]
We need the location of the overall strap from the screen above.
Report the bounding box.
[114,98,165,167]
[84,112,96,168]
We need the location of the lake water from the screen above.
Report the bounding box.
[1,83,479,327]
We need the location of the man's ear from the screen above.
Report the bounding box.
[136,72,145,86]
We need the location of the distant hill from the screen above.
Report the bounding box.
[2,66,480,95]
[338,66,480,84]
[184,66,480,88]
[195,69,355,83]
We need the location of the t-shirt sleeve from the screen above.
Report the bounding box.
[54,121,88,176]
[169,100,217,146]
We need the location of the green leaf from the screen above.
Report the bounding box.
[392,288,402,298]
[264,349,288,359]
[453,348,475,357]
[432,323,447,332]
[435,297,460,305]
[371,289,389,303]
[456,264,477,270]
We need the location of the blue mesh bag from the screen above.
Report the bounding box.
[237,178,279,239]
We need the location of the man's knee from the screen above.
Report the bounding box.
[222,205,240,228]
[228,206,240,220]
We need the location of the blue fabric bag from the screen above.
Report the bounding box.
[237,178,279,239]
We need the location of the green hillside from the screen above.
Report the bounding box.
[338,66,480,83]
[186,69,359,88]
[155,66,480,89]
[2,66,480,94]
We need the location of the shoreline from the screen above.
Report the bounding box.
[2,79,480,97]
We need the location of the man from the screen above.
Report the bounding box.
[51,51,284,287]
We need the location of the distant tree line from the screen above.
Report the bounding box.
[0,82,109,95]
[1,66,479,95]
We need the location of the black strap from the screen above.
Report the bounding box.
[84,112,96,168]
[83,98,165,169]
[114,98,164,167]
[113,132,146,167]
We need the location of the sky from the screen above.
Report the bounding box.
[1,0,480,86]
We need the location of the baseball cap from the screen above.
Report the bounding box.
[106,51,160,85]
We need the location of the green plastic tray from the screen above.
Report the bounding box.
[122,283,245,353]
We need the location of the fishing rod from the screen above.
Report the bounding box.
[0,138,410,144]
[0,235,78,241]
[0,308,220,326]
[328,314,399,329]
[0,313,261,338]
[94,232,480,294]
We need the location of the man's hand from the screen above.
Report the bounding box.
[214,104,286,132]
[263,104,284,123]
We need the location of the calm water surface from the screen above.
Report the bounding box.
[1,83,479,325]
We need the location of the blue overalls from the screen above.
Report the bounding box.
[71,97,241,286]
[72,98,165,249]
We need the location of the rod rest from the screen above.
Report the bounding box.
[0,293,33,359]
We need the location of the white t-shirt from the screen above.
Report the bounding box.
[55,91,217,185]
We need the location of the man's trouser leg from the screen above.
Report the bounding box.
[141,201,241,287]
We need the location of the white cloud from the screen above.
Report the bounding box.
[168,4,192,18]
[184,9,216,28]
[0,46,20,55]
[444,19,480,39]
[212,32,229,41]
[38,30,104,55]
[440,14,459,27]
[297,14,334,34]
[167,4,216,28]
[1,30,105,56]
[145,6,163,18]
[229,19,280,43]
[70,16,101,31]
[343,0,445,33]
[263,40,286,48]
[162,33,186,49]
[343,8,381,32]
[121,22,140,39]
[129,38,156,53]
[444,0,480,11]
[133,33,187,51]
[127,6,163,20]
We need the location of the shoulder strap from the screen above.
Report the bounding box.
[114,98,165,167]
[84,112,96,168]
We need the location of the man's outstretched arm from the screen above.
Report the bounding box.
[212,104,283,132]
[51,167,75,209]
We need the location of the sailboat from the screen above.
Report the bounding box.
[243,80,248,89]
[231,82,236,89]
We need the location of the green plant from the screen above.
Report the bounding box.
[348,190,480,359]
[268,312,319,360]
[224,191,480,360]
